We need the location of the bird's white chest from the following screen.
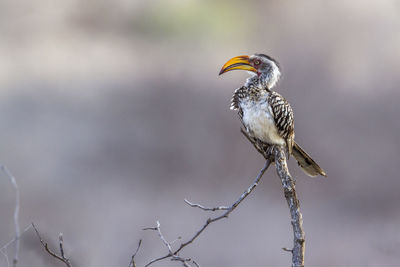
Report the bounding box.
[240,97,285,145]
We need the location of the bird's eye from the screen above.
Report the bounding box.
[254,60,261,65]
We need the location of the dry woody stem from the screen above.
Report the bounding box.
[274,146,305,267]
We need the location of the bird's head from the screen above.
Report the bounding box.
[219,54,281,89]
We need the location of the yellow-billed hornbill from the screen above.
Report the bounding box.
[219,54,326,177]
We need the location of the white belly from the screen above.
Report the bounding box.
[241,99,285,146]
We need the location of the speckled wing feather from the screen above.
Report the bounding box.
[230,86,248,118]
[267,91,295,153]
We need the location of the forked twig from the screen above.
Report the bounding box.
[144,221,201,267]
[32,223,72,267]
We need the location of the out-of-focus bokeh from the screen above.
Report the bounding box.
[0,0,399,266]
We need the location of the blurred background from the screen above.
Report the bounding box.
[0,0,399,266]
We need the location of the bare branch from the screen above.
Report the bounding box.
[242,129,306,266]
[1,165,21,267]
[128,239,142,267]
[273,146,305,267]
[145,159,271,267]
[32,223,72,267]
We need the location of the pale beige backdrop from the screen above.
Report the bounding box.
[0,0,399,266]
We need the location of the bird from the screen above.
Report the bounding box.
[219,54,326,177]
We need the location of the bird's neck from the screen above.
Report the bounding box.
[245,68,281,90]
[245,74,273,92]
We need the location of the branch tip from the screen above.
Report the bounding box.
[32,223,72,267]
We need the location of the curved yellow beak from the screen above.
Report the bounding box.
[219,55,257,75]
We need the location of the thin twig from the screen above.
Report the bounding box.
[184,200,229,211]
[0,225,33,254]
[145,159,271,267]
[1,165,21,267]
[0,251,10,267]
[155,221,173,253]
[59,233,65,259]
[0,225,32,267]
[273,146,305,267]
[32,223,72,267]
[128,239,142,267]
[169,236,182,245]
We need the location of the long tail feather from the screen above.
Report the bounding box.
[292,142,327,177]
